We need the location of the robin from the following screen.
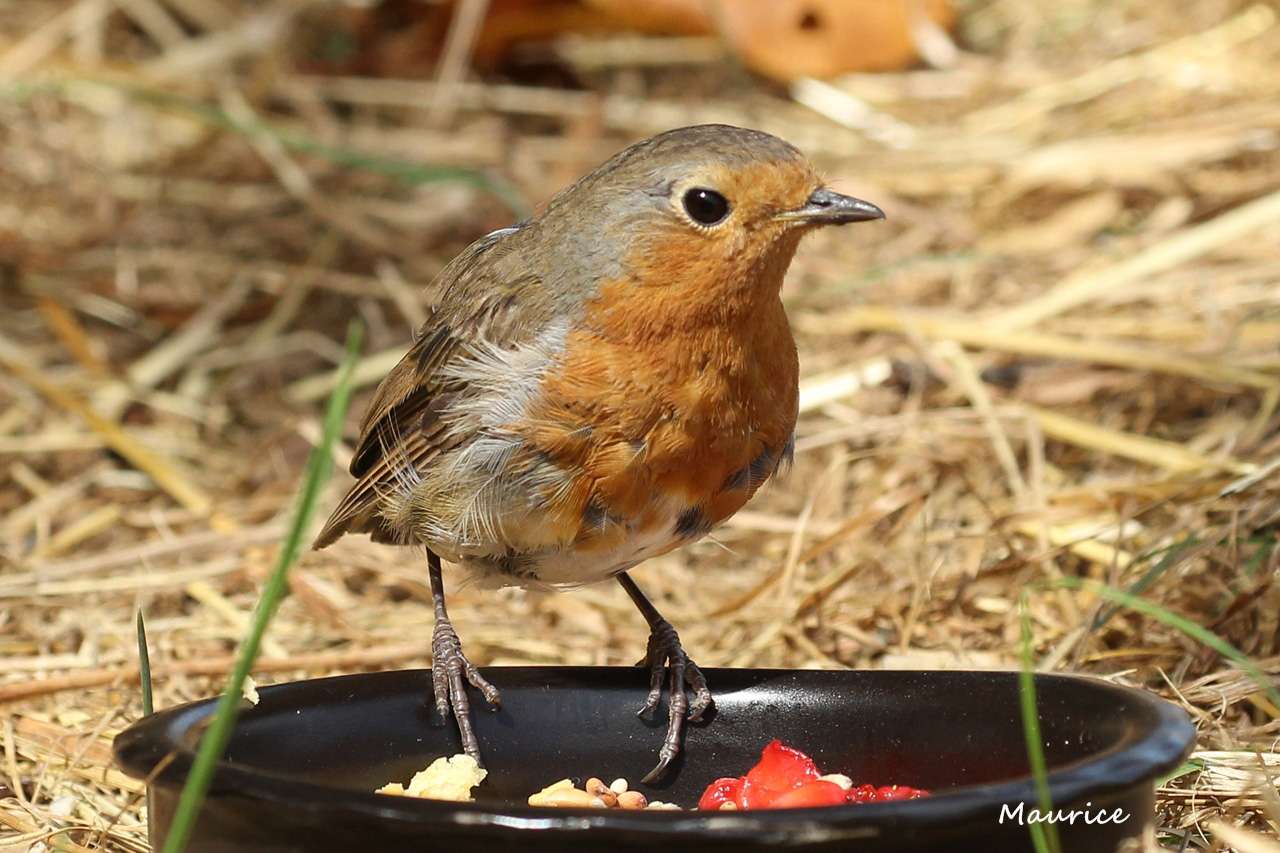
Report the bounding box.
[314,124,884,781]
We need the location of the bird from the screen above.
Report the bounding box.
[313,124,884,782]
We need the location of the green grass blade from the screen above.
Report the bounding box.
[1027,823,1054,853]
[137,609,154,716]
[1021,574,1276,853]
[1090,535,1199,632]
[1241,534,1275,578]
[160,320,363,853]
[1156,758,1204,787]
[1049,577,1280,709]
[1019,590,1063,853]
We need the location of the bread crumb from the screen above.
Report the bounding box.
[376,754,487,802]
[528,779,597,808]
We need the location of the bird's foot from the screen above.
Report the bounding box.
[635,617,713,783]
[431,617,501,765]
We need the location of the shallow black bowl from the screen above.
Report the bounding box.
[114,667,1192,852]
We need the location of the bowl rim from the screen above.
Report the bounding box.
[113,667,1194,843]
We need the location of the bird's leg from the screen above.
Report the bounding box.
[616,572,713,783]
[428,550,500,764]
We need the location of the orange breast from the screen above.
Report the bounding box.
[516,279,799,551]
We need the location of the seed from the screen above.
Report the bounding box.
[590,796,607,808]
[585,778,618,806]
[609,778,628,795]
[617,790,648,810]
[719,801,737,810]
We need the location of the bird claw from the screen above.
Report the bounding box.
[635,617,713,782]
[431,619,500,765]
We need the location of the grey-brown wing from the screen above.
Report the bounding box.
[312,226,548,548]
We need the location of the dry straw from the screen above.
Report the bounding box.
[1,0,1278,849]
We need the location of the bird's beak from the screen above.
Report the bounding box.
[777,188,885,225]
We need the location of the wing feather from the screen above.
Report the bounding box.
[312,225,552,549]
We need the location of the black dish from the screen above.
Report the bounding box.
[114,667,1193,852]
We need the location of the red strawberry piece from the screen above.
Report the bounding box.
[889,785,928,800]
[847,784,880,803]
[739,740,821,808]
[698,777,744,811]
[846,784,930,803]
[768,780,848,809]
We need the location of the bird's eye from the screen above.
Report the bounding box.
[682,187,730,226]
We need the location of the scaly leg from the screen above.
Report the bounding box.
[428,550,500,763]
[616,572,713,783]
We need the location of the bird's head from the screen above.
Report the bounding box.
[539,124,883,314]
